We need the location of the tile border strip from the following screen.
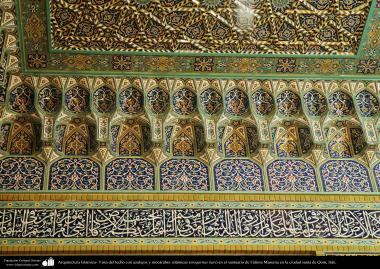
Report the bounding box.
[1,193,380,202]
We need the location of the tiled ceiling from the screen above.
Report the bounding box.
[13,0,380,78]
[49,0,371,55]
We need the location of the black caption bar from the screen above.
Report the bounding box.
[0,255,376,267]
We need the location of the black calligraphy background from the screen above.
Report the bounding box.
[1,209,380,239]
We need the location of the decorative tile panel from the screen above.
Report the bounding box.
[225,133,247,157]
[225,89,249,117]
[49,158,100,190]
[356,90,379,117]
[160,159,209,191]
[164,126,173,153]
[146,87,169,115]
[105,158,155,191]
[321,160,372,192]
[0,123,11,151]
[0,84,6,104]
[168,120,205,157]
[172,88,197,116]
[37,85,61,114]
[119,87,144,114]
[200,88,223,115]
[93,86,116,114]
[276,90,301,117]
[372,162,380,190]
[0,120,41,155]
[328,91,354,116]
[64,86,90,114]
[98,117,109,140]
[276,130,300,157]
[303,89,327,117]
[9,85,35,114]
[252,89,274,116]
[109,119,152,156]
[54,119,98,156]
[214,159,263,191]
[0,157,44,190]
[267,160,318,192]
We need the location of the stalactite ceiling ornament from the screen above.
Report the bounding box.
[0,77,376,193]
[1,0,380,255]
